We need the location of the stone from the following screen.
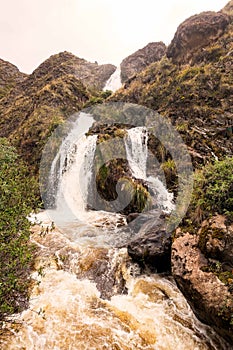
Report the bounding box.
[120,42,166,82]
[221,0,233,17]
[128,213,172,272]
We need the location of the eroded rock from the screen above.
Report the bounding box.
[167,11,230,64]
[198,215,233,271]
[172,233,233,344]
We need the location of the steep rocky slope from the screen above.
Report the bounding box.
[0,52,115,170]
[120,42,166,82]
[111,3,233,167]
[0,58,27,99]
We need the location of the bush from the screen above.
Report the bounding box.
[191,157,233,222]
[0,138,37,323]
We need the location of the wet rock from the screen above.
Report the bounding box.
[93,158,151,215]
[121,42,166,82]
[127,213,172,272]
[167,11,230,64]
[172,233,233,345]
[60,246,135,299]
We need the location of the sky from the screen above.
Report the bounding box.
[0,0,229,73]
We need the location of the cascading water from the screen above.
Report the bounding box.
[1,115,230,349]
[125,127,148,179]
[44,113,127,246]
[124,127,175,213]
[103,66,122,92]
[2,213,229,350]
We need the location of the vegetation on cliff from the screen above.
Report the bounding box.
[0,139,37,326]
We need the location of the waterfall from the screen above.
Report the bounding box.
[57,134,97,213]
[124,127,175,213]
[44,113,128,246]
[3,116,230,350]
[125,127,148,179]
[103,66,122,92]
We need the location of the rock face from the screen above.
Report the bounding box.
[167,11,230,64]
[120,42,166,82]
[111,7,233,166]
[127,211,172,273]
[172,218,233,345]
[0,58,26,99]
[198,215,233,272]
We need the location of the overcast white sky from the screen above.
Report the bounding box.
[0,0,229,73]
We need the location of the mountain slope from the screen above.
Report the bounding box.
[111,5,233,166]
[0,52,115,171]
[0,58,27,99]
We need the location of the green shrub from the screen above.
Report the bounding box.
[0,138,37,323]
[191,157,233,222]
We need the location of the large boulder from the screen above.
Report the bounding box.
[127,212,172,272]
[120,42,166,82]
[172,229,233,345]
[167,11,230,64]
